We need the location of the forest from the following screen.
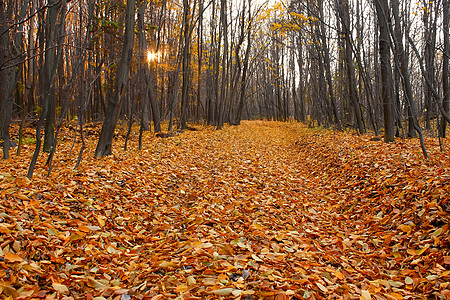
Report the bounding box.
[0,0,449,299]
[0,0,448,168]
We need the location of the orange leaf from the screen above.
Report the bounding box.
[4,252,24,262]
[335,271,344,280]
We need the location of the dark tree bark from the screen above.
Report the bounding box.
[148,69,161,133]
[0,0,13,159]
[42,0,64,153]
[95,0,135,157]
[137,0,150,133]
[216,0,229,129]
[180,0,195,130]
[374,0,395,142]
[197,0,204,122]
[442,0,449,136]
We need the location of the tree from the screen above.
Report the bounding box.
[338,0,365,134]
[374,0,395,142]
[442,0,449,136]
[180,0,196,130]
[422,0,438,130]
[391,0,417,138]
[95,0,135,157]
[0,0,14,159]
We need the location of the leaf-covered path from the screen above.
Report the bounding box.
[0,121,449,299]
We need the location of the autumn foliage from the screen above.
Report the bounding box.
[0,121,449,299]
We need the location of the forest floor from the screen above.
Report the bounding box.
[0,120,449,300]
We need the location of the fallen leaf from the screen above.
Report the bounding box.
[213,288,234,296]
[4,252,24,262]
[52,283,69,294]
[360,289,371,300]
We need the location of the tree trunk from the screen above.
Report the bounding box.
[137,0,150,132]
[197,0,204,122]
[180,0,194,130]
[42,0,63,153]
[148,69,161,132]
[318,0,341,130]
[442,0,449,136]
[0,0,13,159]
[374,0,395,142]
[391,0,417,138]
[216,0,228,129]
[235,3,252,125]
[95,0,135,157]
[338,0,365,134]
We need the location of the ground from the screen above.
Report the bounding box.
[0,121,449,299]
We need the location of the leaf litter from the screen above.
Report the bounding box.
[0,121,449,299]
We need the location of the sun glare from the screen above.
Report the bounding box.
[147,51,160,62]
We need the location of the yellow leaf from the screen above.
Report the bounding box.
[416,244,430,255]
[407,249,417,256]
[15,193,29,200]
[78,225,91,232]
[431,228,442,237]
[97,216,106,227]
[0,224,11,234]
[47,228,58,236]
[176,284,188,293]
[399,225,412,233]
[70,233,83,241]
[388,292,404,299]
[158,261,176,268]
